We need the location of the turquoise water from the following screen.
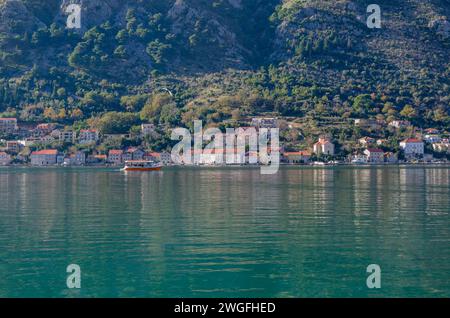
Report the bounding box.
[0,166,449,298]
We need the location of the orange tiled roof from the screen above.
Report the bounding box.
[403,138,422,143]
[284,151,312,156]
[109,150,123,155]
[32,149,58,155]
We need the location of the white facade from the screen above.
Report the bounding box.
[108,150,123,164]
[400,139,424,158]
[313,138,335,156]
[364,149,385,163]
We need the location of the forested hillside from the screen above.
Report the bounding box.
[0,0,449,130]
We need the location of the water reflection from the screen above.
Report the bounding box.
[0,166,448,297]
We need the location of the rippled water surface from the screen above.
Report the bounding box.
[0,166,449,297]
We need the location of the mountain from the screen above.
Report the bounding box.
[0,0,449,129]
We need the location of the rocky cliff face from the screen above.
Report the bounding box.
[0,0,449,116]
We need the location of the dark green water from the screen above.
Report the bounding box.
[0,166,449,298]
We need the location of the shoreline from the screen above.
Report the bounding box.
[1,162,449,169]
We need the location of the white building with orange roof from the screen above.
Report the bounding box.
[400,138,424,158]
[282,151,312,164]
[108,150,124,164]
[313,138,335,156]
[30,149,58,166]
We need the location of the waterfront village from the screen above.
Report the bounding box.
[0,116,449,167]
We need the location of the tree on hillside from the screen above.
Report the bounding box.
[140,93,175,123]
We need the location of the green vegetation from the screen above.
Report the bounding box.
[0,0,448,137]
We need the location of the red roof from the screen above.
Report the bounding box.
[0,118,17,121]
[127,147,143,153]
[315,139,332,146]
[0,151,8,156]
[109,150,123,155]
[145,152,161,157]
[403,138,422,143]
[284,151,312,156]
[32,149,58,156]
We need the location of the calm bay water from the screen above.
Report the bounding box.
[0,166,449,298]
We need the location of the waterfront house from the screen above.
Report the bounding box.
[313,138,335,156]
[126,147,145,161]
[0,118,18,133]
[57,155,64,165]
[282,151,312,164]
[108,150,123,164]
[30,149,58,166]
[64,151,86,166]
[364,148,385,163]
[120,151,131,162]
[143,151,160,162]
[59,130,76,143]
[389,120,411,129]
[86,154,107,164]
[0,151,11,165]
[74,151,86,165]
[78,129,99,144]
[400,138,424,159]
[143,151,172,165]
[351,154,368,164]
